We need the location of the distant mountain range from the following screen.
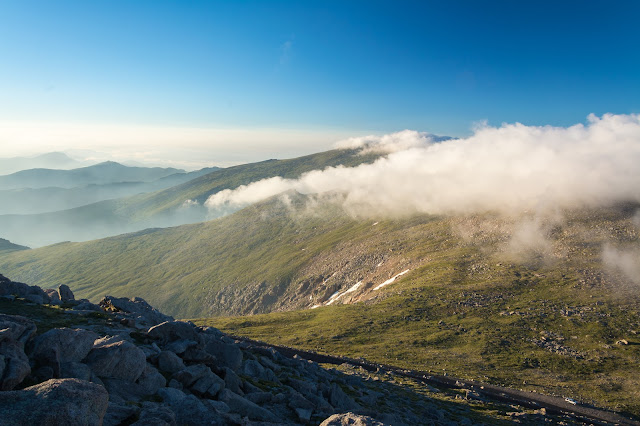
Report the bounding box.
[0,149,377,247]
[0,152,89,175]
[0,167,219,215]
[0,161,185,190]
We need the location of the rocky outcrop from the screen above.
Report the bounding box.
[320,412,386,426]
[0,274,480,425]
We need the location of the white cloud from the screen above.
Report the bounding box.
[205,113,640,216]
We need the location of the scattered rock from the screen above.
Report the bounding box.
[85,338,147,382]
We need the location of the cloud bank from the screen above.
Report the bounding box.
[205,113,640,217]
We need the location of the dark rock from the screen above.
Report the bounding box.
[222,366,243,394]
[29,328,98,372]
[136,363,167,395]
[218,389,278,422]
[164,338,197,354]
[45,289,61,304]
[0,341,30,390]
[57,284,75,302]
[202,334,243,371]
[329,382,361,411]
[72,301,102,311]
[102,402,138,426]
[60,362,92,381]
[0,314,37,344]
[0,276,50,303]
[244,391,273,404]
[157,350,185,374]
[101,378,149,403]
[147,321,200,345]
[24,294,44,304]
[157,388,224,426]
[133,402,176,426]
[85,337,146,382]
[0,378,108,426]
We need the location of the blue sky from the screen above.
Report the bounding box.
[0,1,638,166]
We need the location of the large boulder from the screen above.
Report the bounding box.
[202,335,243,371]
[99,296,173,327]
[147,321,201,345]
[0,341,30,390]
[29,328,98,375]
[57,284,75,302]
[156,350,185,374]
[0,378,109,426]
[320,412,387,426]
[85,337,147,382]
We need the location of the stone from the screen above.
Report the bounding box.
[60,362,92,381]
[190,370,225,398]
[0,314,37,344]
[158,388,223,426]
[203,336,243,371]
[72,301,102,311]
[133,402,176,426]
[147,321,201,345]
[24,294,44,304]
[157,350,186,373]
[0,276,50,303]
[329,382,361,411]
[0,378,108,426]
[164,339,198,355]
[244,391,272,404]
[45,289,61,304]
[222,366,243,394]
[102,378,149,403]
[136,363,167,395]
[296,407,313,422]
[99,296,173,327]
[320,412,387,426]
[0,341,30,390]
[29,328,98,367]
[102,402,138,426]
[218,389,278,422]
[85,337,147,382]
[58,284,75,302]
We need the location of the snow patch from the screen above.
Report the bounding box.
[325,281,363,306]
[373,269,410,291]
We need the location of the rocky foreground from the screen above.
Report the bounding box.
[1,273,582,425]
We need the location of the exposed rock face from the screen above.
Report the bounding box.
[0,274,488,425]
[0,378,108,426]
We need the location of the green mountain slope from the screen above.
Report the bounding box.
[0,197,638,415]
[0,149,376,247]
[0,161,183,190]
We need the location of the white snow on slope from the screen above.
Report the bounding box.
[326,281,363,306]
[373,269,410,291]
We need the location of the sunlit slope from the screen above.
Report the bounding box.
[0,149,377,247]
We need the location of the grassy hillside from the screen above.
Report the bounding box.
[0,149,377,247]
[0,194,638,414]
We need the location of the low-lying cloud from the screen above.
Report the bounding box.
[205,113,640,217]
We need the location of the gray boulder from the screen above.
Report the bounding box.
[0,314,37,344]
[133,402,176,426]
[157,388,224,426]
[0,275,50,303]
[102,402,139,426]
[329,382,361,411]
[85,337,146,382]
[203,336,243,371]
[0,341,30,390]
[29,328,98,371]
[320,412,387,426]
[57,284,75,302]
[157,350,185,374]
[0,378,108,426]
[60,362,92,381]
[136,363,167,395]
[147,321,200,345]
